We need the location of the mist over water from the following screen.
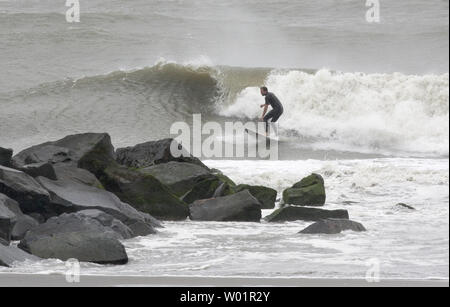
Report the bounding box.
[0,0,448,92]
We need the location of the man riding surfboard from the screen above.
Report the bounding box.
[260,86,284,136]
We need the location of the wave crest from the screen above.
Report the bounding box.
[219,69,449,156]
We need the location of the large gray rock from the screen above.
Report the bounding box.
[235,184,277,209]
[53,165,104,189]
[36,168,157,237]
[299,219,367,234]
[0,193,39,241]
[140,162,215,197]
[18,213,128,265]
[283,173,326,207]
[18,163,57,180]
[116,138,207,169]
[265,206,349,223]
[0,199,16,245]
[0,244,40,267]
[0,165,51,217]
[0,147,13,167]
[75,210,134,240]
[12,133,115,168]
[189,190,262,222]
[22,134,190,221]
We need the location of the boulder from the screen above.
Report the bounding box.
[28,213,45,224]
[0,193,39,241]
[182,174,236,205]
[18,213,128,265]
[0,200,16,245]
[140,162,215,197]
[0,147,13,167]
[18,163,57,180]
[265,206,349,223]
[182,178,223,204]
[92,163,189,221]
[235,184,277,209]
[53,165,104,189]
[0,165,51,217]
[212,182,234,198]
[13,133,189,221]
[189,190,262,222]
[211,170,237,187]
[283,173,326,207]
[60,135,190,221]
[299,219,366,234]
[36,168,157,237]
[12,133,114,168]
[1,244,40,267]
[75,210,134,240]
[116,138,207,169]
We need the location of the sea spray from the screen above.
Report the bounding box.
[220,69,449,156]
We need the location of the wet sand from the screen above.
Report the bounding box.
[0,274,448,287]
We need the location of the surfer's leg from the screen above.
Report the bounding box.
[263,110,275,133]
[264,109,282,134]
[271,109,283,123]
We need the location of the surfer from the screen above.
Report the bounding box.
[260,86,284,135]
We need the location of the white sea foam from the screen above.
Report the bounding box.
[2,159,448,279]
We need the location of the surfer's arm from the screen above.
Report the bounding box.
[260,104,269,121]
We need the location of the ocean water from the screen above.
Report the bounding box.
[0,0,448,279]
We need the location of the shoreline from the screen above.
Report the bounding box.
[0,273,448,287]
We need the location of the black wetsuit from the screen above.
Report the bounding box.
[263,92,284,132]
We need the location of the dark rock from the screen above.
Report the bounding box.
[0,244,40,267]
[19,162,57,180]
[0,147,13,167]
[395,203,416,210]
[55,135,190,221]
[189,190,262,222]
[75,210,134,239]
[141,212,164,229]
[0,165,51,217]
[53,165,104,189]
[265,206,349,222]
[283,173,326,207]
[36,169,157,237]
[93,162,189,221]
[11,215,38,241]
[0,193,39,241]
[15,133,188,221]
[28,213,45,224]
[12,133,114,168]
[212,171,237,187]
[18,213,128,265]
[182,175,236,205]
[140,162,215,197]
[182,178,222,205]
[299,219,366,234]
[212,182,234,198]
[126,220,156,238]
[235,184,277,209]
[116,138,208,169]
[0,199,16,245]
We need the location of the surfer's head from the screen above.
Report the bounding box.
[260,86,268,96]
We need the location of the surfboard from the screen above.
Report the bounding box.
[245,128,279,142]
